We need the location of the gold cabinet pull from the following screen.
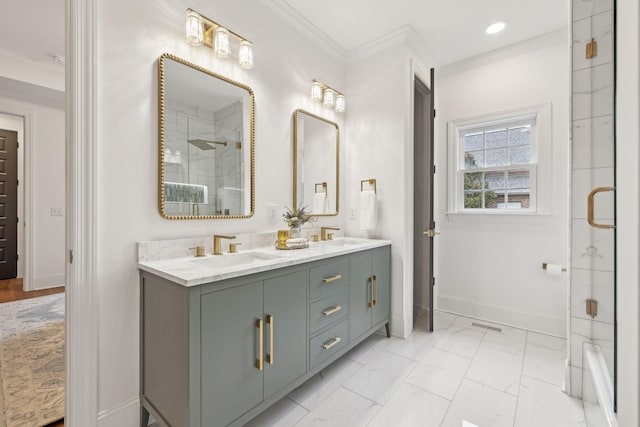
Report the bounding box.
[266,314,274,364]
[322,274,342,284]
[321,337,342,351]
[255,318,263,371]
[587,187,615,229]
[368,276,374,307]
[372,275,378,307]
[322,305,342,316]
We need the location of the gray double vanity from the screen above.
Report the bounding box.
[138,236,390,427]
[141,52,390,426]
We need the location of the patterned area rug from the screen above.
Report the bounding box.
[0,294,65,427]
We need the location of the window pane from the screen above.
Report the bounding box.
[507,190,530,209]
[464,151,484,168]
[464,191,483,209]
[464,172,484,190]
[509,126,531,146]
[485,148,508,167]
[464,132,484,151]
[485,171,506,190]
[509,146,531,164]
[507,170,530,189]
[485,190,502,208]
[485,129,507,149]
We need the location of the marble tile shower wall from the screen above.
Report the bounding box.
[213,101,244,215]
[570,0,615,401]
[164,100,218,216]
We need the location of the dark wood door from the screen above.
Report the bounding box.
[0,129,18,279]
[413,71,435,331]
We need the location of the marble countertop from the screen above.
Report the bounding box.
[138,237,392,287]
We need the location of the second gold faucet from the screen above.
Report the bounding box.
[320,227,340,241]
[213,235,236,255]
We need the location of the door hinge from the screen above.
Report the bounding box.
[586,38,598,59]
[16,179,18,186]
[433,109,436,118]
[432,277,436,287]
[69,250,73,264]
[433,165,436,174]
[17,142,19,149]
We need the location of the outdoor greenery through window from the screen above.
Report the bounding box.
[461,119,535,210]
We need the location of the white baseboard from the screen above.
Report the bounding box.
[438,294,566,337]
[33,274,65,290]
[98,396,139,427]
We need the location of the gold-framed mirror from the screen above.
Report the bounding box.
[293,109,339,216]
[158,53,255,219]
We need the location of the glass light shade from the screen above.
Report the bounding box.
[334,94,346,112]
[238,40,254,69]
[322,88,336,107]
[185,11,204,46]
[310,81,323,102]
[214,27,230,57]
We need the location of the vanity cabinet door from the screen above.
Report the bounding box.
[349,253,373,341]
[201,281,264,427]
[371,249,391,327]
[349,248,391,342]
[263,270,308,399]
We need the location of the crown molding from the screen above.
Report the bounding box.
[439,28,568,77]
[262,0,347,60]
[345,25,423,63]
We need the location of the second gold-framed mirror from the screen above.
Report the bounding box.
[293,109,339,216]
[158,53,255,219]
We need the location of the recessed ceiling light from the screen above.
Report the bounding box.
[485,22,506,35]
[51,55,66,64]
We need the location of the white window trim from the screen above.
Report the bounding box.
[447,103,552,215]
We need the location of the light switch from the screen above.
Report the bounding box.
[51,208,64,216]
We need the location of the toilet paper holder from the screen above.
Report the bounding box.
[542,263,567,272]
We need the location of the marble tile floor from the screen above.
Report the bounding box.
[242,311,595,427]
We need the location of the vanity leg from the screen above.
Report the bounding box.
[385,322,391,338]
[141,404,150,427]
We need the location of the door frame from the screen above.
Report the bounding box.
[66,0,99,425]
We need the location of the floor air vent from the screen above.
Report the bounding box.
[471,322,502,333]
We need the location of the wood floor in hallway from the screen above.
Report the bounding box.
[0,277,64,303]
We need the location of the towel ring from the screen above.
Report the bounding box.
[360,178,377,194]
[315,182,327,194]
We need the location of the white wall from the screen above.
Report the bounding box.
[434,35,570,336]
[615,0,640,424]
[344,42,414,337]
[0,97,65,290]
[0,49,65,92]
[95,0,345,423]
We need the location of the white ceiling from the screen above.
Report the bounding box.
[270,0,568,66]
[0,0,65,65]
[0,0,567,72]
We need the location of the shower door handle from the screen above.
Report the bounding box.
[587,187,615,229]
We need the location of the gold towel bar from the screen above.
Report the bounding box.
[360,178,377,193]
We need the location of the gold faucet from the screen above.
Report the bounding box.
[320,227,340,241]
[213,235,236,255]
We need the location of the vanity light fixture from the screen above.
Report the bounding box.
[310,80,346,113]
[185,8,254,69]
[185,10,205,46]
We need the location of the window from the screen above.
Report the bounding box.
[448,104,551,214]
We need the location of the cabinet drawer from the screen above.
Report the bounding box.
[309,289,348,334]
[309,260,348,300]
[309,320,348,369]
